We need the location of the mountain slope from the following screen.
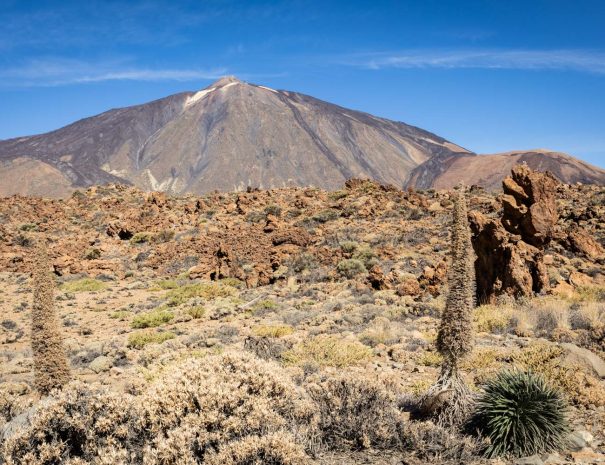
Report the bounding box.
[1,76,603,197]
[0,76,469,196]
[406,150,605,190]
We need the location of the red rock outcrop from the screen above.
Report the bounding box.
[501,164,559,246]
[469,165,558,303]
[469,211,549,303]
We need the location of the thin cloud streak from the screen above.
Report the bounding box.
[342,49,605,74]
[0,59,228,87]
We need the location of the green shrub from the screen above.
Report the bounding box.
[154,230,175,243]
[131,309,174,328]
[474,305,512,333]
[152,279,179,290]
[61,278,107,293]
[336,259,366,279]
[264,204,282,217]
[83,248,101,260]
[110,311,130,320]
[287,253,317,273]
[127,330,175,349]
[186,306,206,319]
[339,241,359,254]
[19,223,38,232]
[472,370,570,458]
[352,246,378,269]
[252,299,278,312]
[246,211,267,223]
[312,209,340,223]
[219,277,245,288]
[130,232,154,244]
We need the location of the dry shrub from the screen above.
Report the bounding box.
[534,305,569,336]
[2,382,135,464]
[137,352,319,464]
[0,390,25,430]
[569,302,604,330]
[359,316,399,347]
[305,372,404,450]
[244,335,292,361]
[512,342,605,407]
[2,353,320,464]
[204,432,309,465]
[526,298,570,337]
[460,347,511,386]
[403,421,483,464]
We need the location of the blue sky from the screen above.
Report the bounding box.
[1,0,604,168]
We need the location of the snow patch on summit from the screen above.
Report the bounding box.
[258,85,278,93]
[184,87,216,108]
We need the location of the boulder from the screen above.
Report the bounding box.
[367,265,390,290]
[89,355,114,373]
[396,277,421,297]
[560,343,605,379]
[566,224,605,261]
[567,430,594,451]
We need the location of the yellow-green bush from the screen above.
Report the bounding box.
[127,330,175,349]
[165,283,235,307]
[252,325,294,338]
[151,279,179,290]
[61,278,107,293]
[474,305,512,333]
[131,309,174,329]
[283,335,372,368]
[110,310,131,321]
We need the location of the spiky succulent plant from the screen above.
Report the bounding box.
[473,369,570,458]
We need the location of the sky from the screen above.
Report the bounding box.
[0,0,604,168]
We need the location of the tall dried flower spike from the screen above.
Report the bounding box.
[31,238,71,395]
[419,187,475,427]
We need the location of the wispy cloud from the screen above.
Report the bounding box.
[0,58,227,87]
[341,49,605,74]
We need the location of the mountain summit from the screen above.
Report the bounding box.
[0,77,603,197]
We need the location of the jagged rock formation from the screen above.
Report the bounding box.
[500,165,559,247]
[469,165,557,303]
[1,76,604,197]
[469,209,549,304]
